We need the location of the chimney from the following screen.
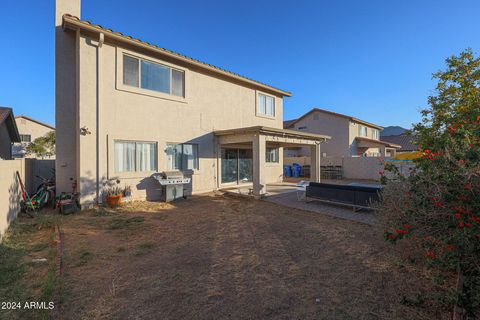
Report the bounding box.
[55,0,81,26]
[55,0,81,195]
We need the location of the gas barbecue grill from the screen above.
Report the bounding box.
[153,171,191,202]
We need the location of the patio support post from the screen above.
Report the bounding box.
[380,146,387,157]
[310,143,321,183]
[253,133,266,198]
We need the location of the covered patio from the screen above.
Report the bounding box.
[214,126,330,198]
[355,137,401,157]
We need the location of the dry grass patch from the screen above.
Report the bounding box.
[37,194,448,319]
[0,213,60,320]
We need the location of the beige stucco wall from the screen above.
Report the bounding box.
[0,159,24,242]
[0,123,12,160]
[347,121,381,156]
[55,1,79,194]
[287,110,382,158]
[58,30,285,203]
[284,156,382,181]
[15,118,54,142]
[13,117,55,159]
[289,111,350,157]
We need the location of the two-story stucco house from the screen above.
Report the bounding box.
[55,0,329,205]
[284,108,399,158]
[12,116,55,158]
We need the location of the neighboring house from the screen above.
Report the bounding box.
[381,134,418,154]
[55,0,329,205]
[12,116,55,158]
[0,107,20,160]
[284,108,400,158]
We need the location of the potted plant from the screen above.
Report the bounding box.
[122,185,132,198]
[104,185,123,207]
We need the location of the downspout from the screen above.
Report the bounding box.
[94,33,104,203]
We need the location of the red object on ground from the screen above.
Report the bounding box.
[106,195,122,207]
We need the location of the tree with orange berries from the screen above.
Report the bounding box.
[378,50,480,318]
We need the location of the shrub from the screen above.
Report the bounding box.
[377,50,480,318]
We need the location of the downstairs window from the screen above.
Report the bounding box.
[114,140,157,173]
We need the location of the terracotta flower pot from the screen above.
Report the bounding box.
[106,194,122,207]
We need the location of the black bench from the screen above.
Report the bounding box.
[305,182,382,210]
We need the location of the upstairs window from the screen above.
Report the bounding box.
[166,143,199,170]
[20,134,31,143]
[359,125,368,137]
[372,129,379,140]
[257,93,275,117]
[123,54,185,97]
[265,147,279,163]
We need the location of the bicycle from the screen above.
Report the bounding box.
[19,174,56,216]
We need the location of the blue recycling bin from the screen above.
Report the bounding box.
[292,163,302,177]
[284,165,292,177]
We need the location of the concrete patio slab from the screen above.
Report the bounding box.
[265,191,378,225]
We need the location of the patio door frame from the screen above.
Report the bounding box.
[220,147,253,185]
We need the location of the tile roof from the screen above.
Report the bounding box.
[62,14,292,97]
[381,134,418,152]
[284,108,384,130]
[0,108,9,124]
[355,136,401,148]
[283,119,297,128]
[0,107,21,142]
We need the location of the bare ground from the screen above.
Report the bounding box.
[56,193,447,320]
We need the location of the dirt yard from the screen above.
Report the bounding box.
[3,193,448,319]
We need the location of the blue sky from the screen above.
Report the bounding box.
[1,0,479,128]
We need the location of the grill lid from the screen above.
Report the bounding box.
[153,171,191,185]
[160,171,184,179]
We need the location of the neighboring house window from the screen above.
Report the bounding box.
[297,126,307,130]
[20,134,31,143]
[265,147,279,163]
[257,93,275,117]
[372,129,379,140]
[359,125,368,137]
[114,140,157,173]
[166,143,199,170]
[123,54,185,97]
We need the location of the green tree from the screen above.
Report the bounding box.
[26,131,55,159]
[378,50,480,318]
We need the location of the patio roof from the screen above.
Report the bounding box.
[214,126,326,197]
[214,126,330,142]
[356,137,401,148]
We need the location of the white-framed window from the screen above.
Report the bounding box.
[257,93,275,117]
[123,54,185,97]
[114,140,157,173]
[359,125,368,137]
[265,147,279,163]
[166,143,199,170]
[20,134,31,143]
[372,129,379,140]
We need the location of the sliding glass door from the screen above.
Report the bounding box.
[221,149,238,184]
[221,148,252,184]
[238,149,253,183]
